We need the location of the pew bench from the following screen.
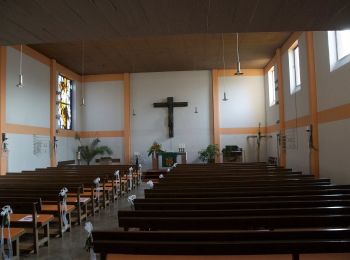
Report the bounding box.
[92,229,350,260]
[1,227,24,260]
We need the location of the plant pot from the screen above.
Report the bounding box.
[207,158,215,164]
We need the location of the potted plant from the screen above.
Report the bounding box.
[147,141,164,157]
[198,144,220,163]
[77,138,112,165]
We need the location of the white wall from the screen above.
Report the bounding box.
[219,74,266,162]
[131,71,211,169]
[314,31,350,183]
[274,33,311,173]
[82,80,124,131]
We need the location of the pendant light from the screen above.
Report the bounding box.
[235,33,244,76]
[81,41,86,106]
[16,45,24,88]
[221,34,228,101]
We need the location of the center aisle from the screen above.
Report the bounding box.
[22,184,147,260]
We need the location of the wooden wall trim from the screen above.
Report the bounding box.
[123,73,131,164]
[50,59,57,166]
[318,103,350,124]
[264,55,277,74]
[281,32,303,54]
[5,124,50,136]
[306,31,319,177]
[276,48,286,167]
[56,63,82,82]
[220,127,267,135]
[285,115,311,129]
[57,129,77,138]
[211,70,220,162]
[79,130,124,138]
[83,74,124,82]
[0,47,7,175]
[266,124,280,134]
[12,45,50,67]
[217,69,263,77]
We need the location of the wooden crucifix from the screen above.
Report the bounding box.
[153,97,188,138]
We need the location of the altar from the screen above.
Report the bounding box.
[152,152,187,170]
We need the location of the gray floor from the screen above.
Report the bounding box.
[22,184,146,260]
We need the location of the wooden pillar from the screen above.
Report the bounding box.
[0,47,7,175]
[276,48,286,167]
[50,59,57,167]
[123,73,131,164]
[211,69,221,163]
[305,32,320,177]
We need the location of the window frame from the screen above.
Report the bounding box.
[57,74,73,130]
[328,30,350,71]
[288,41,301,95]
[268,66,277,107]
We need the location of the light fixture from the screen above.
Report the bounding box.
[194,107,198,114]
[132,109,136,116]
[221,34,229,101]
[81,41,86,106]
[235,33,244,76]
[16,45,24,88]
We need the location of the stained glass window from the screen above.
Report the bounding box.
[57,74,73,130]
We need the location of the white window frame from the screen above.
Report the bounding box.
[328,30,350,71]
[288,41,301,95]
[268,66,277,106]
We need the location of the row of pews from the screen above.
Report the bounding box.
[0,163,141,258]
[93,163,350,260]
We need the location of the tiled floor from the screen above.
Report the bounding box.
[22,184,146,260]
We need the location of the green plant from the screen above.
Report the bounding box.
[77,138,112,165]
[198,144,220,163]
[147,141,164,156]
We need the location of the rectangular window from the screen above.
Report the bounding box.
[268,66,277,106]
[289,42,301,94]
[335,30,350,60]
[57,74,73,130]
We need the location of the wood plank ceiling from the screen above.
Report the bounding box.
[1,0,350,73]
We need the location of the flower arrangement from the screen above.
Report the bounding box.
[147,141,164,156]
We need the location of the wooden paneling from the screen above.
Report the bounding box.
[79,131,124,138]
[220,127,267,135]
[1,0,350,45]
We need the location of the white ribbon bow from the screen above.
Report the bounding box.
[1,205,13,260]
[84,222,96,260]
[59,187,69,231]
[159,174,164,179]
[147,180,154,189]
[127,195,136,207]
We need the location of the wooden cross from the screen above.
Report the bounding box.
[153,97,188,138]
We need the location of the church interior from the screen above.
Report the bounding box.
[1,1,350,259]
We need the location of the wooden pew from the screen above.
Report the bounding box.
[0,198,54,254]
[92,229,350,260]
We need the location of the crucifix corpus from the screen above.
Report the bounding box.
[153,97,188,138]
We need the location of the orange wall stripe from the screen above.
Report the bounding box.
[12,45,50,67]
[5,124,50,136]
[211,70,220,162]
[306,32,319,177]
[50,59,57,166]
[217,69,263,77]
[57,129,77,138]
[264,55,277,74]
[285,115,311,129]
[266,124,280,133]
[0,47,7,175]
[276,48,286,167]
[83,74,124,82]
[318,103,350,124]
[281,32,303,54]
[220,127,267,135]
[123,73,131,164]
[56,63,82,82]
[79,130,124,138]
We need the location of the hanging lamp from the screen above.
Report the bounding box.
[235,33,244,76]
[81,41,86,106]
[221,34,229,101]
[16,45,24,88]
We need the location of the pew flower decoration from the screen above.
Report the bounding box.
[147,141,164,157]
